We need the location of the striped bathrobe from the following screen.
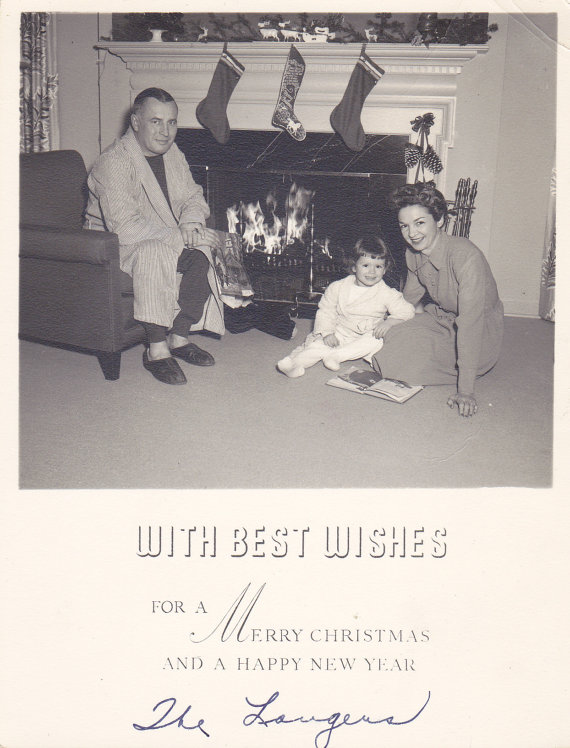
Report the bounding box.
[85,127,224,334]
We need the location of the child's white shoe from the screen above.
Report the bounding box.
[277,356,305,378]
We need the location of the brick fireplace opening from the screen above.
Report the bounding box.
[177,128,408,308]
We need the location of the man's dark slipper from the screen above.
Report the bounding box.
[143,350,187,384]
[170,342,215,367]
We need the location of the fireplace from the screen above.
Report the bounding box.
[177,128,408,308]
[96,40,487,309]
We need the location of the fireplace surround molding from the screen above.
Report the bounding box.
[97,41,487,188]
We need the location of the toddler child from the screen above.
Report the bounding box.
[277,235,415,377]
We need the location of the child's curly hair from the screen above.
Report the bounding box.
[347,234,393,273]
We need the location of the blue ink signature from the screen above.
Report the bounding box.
[243,690,431,748]
[133,697,210,737]
[132,690,430,746]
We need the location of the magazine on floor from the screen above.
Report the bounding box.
[327,365,424,403]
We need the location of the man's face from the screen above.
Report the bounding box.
[131,98,178,157]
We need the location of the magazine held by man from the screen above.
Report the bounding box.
[209,231,254,308]
[326,366,424,403]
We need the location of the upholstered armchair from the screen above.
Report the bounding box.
[19,150,145,379]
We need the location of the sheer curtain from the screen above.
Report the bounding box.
[539,168,555,321]
[20,12,59,153]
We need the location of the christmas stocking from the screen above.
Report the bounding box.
[330,46,385,152]
[196,43,245,144]
[271,45,306,141]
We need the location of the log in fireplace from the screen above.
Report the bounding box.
[177,128,408,310]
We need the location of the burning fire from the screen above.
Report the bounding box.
[320,236,332,258]
[285,183,314,245]
[227,182,315,254]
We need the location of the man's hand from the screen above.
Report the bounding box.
[447,392,478,417]
[180,224,220,248]
[373,316,405,339]
[323,333,339,348]
[179,222,204,247]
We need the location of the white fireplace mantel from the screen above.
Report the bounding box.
[96,41,487,185]
[97,41,486,74]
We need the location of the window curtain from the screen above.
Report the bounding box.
[20,12,59,153]
[539,168,555,321]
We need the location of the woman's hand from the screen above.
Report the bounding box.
[447,393,478,417]
[373,316,405,339]
[323,333,339,348]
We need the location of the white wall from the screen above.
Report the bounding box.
[445,13,556,315]
[53,13,556,315]
[55,13,101,170]
[489,14,556,316]
[445,15,507,267]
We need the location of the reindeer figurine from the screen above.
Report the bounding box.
[281,27,302,41]
[258,21,280,41]
[364,27,379,43]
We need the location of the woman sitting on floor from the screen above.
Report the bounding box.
[372,181,504,417]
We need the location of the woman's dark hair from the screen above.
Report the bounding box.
[132,88,176,115]
[348,234,393,273]
[390,181,448,222]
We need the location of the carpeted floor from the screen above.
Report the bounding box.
[19,316,553,489]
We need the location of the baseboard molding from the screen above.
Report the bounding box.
[504,312,542,319]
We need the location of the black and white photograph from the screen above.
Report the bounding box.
[15,9,558,489]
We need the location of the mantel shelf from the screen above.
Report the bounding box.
[96,41,488,75]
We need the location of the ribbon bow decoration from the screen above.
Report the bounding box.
[410,112,435,134]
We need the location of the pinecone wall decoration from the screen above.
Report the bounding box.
[406,113,443,181]
[422,145,443,174]
[404,143,422,168]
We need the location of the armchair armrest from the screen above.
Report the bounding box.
[20,226,120,265]
[20,225,136,352]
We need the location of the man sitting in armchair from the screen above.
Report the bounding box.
[85,87,222,385]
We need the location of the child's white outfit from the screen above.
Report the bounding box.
[278,275,415,377]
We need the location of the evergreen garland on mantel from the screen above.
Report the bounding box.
[108,12,497,46]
